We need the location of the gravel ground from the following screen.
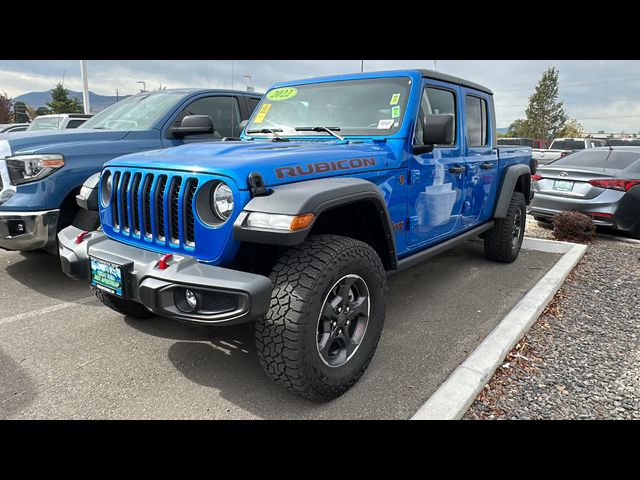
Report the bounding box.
[464,218,640,419]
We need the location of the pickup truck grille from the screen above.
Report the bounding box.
[107,169,199,248]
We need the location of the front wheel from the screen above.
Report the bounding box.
[484,191,526,263]
[255,235,386,402]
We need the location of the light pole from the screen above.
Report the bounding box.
[361,60,364,73]
[433,60,437,71]
[136,81,147,92]
[80,60,91,114]
[242,75,254,92]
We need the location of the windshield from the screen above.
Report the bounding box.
[80,92,186,131]
[245,77,412,137]
[551,139,585,150]
[27,117,63,131]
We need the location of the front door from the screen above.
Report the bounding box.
[407,82,465,247]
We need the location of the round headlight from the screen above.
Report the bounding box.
[101,171,112,207]
[211,182,234,220]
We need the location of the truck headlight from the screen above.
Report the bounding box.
[101,171,113,207]
[211,182,234,220]
[6,154,65,186]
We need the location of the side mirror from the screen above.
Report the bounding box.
[239,119,248,131]
[414,114,454,154]
[171,115,214,138]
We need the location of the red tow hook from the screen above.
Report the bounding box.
[157,254,173,270]
[75,231,90,244]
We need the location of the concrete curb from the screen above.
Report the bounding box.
[411,237,587,420]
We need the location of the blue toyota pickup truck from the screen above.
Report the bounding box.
[58,69,535,401]
[0,89,261,253]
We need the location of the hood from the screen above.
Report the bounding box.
[106,139,394,189]
[1,128,130,155]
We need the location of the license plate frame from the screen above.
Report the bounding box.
[90,256,125,298]
[553,179,574,192]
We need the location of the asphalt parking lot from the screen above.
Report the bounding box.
[0,241,561,419]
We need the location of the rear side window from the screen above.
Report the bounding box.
[66,119,86,129]
[465,95,488,147]
[247,97,261,114]
[551,139,585,150]
[552,150,640,170]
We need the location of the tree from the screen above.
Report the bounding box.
[46,83,83,114]
[524,67,568,141]
[0,92,12,123]
[558,118,586,138]
[35,106,51,116]
[506,118,532,138]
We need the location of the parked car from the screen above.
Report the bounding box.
[0,89,262,253]
[59,69,533,401]
[0,123,30,134]
[529,146,640,238]
[26,114,93,131]
[497,137,547,149]
[533,137,608,165]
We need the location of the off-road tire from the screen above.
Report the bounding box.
[255,234,386,402]
[91,286,155,319]
[484,191,526,263]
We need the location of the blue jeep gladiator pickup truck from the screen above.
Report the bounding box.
[58,69,534,401]
[0,89,261,253]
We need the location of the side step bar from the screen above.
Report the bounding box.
[390,221,495,275]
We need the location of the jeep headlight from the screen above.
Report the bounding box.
[6,154,65,185]
[211,182,234,220]
[101,171,113,207]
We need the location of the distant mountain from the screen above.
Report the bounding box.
[15,90,130,113]
[496,127,509,134]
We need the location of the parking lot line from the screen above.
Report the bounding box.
[0,296,97,327]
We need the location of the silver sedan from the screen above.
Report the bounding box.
[528,147,640,238]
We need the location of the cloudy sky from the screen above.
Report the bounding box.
[1,60,639,132]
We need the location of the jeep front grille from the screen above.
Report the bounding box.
[106,169,198,248]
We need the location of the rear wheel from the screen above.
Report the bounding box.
[255,234,386,402]
[484,191,526,263]
[91,286,155,319]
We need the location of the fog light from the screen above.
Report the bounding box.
[185,289,198,310]
[16,222,25,233]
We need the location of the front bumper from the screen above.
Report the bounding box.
[58,226,273,326]
[0,209,60,251]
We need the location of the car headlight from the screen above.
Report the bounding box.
[6,154,65,185]
[211,182,234,220]
[101,171,113,207]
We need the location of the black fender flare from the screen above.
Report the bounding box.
[233,177,397,268]
[75,172,101,211]
[493,164,531,219]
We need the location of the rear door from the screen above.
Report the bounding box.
[461,91,499,226]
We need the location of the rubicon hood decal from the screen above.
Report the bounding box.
[275,157,377,179]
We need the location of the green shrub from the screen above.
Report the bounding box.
[552,211,596,243]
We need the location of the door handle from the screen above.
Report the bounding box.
[481,162,494,170]
[449,165,466,174]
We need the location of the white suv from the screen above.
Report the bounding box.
[27,114,93,132]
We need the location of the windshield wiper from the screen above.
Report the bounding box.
[246,128,288,141]
[294,126,344,141]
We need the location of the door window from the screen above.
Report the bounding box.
[415,87,456,146]
[174,96,241,138]
[465,95,488,147]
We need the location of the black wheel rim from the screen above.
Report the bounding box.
[512,208,523,249]
[316,274,370,368]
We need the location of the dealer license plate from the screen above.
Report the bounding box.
[90,256,124,298]
[553,180,574,192]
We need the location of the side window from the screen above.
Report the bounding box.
[247,97,261,115]
[415,86,456,146]
[174,96,241,138]
[533,140,540,149]
[66,119,85,129]
[465,95,488,147]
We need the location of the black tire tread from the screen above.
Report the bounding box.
[484,191,526,263]
[255,234,386,402]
